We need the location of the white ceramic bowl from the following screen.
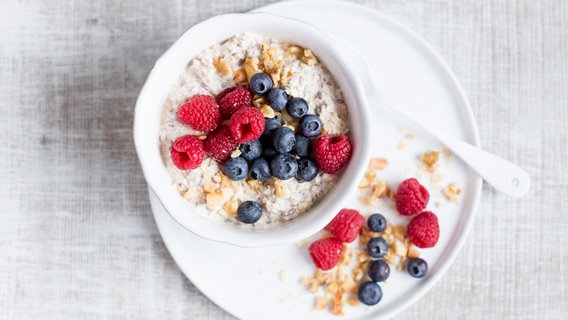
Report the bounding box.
[134,12,372,247]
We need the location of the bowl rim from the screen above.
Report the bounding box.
[133,12,372,247]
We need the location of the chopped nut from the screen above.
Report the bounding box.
[352,268,364,282]
[369,158,388,170]
[220,187,235,200]
[358,178,371,189]
[234,68,247,84]
[370,181,388,199]
[364,170,377,181]
[206,190,224,207]
[212,173,222,183]
[230,149,242,158]
[285,45,303,58]
[247,179,262,190]
[444,182,461,203]
[243,57,260,82]
[394,240,407,256]
[315,296,328,310]
[442,148,452,161]
[407,246,421,259]
[357,251,371,263]
[212,57,232,76]
[422,151,440,173]
[182,188,199,200]
[197,135,207,140]
[222,199,239,216]
[283,123,296,132]
[346,297,360,306]
[297,240,308,248]
[280,70,293,86]
[387,187,396,202]
[274,179,288,198]
[260,104,275,118]
[253,94,266,108]
[279,270,287,283]
[203,181,218,194]
[302,49,318,65]
[392,224,406,240]
[397,257,407,271]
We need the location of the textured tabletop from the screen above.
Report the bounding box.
[1,0,567,319]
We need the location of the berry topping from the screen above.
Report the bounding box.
[285,97,309,118]
[262,144,278,160]
[407,258,428,278]
[177,95,220,133]
[229,107,265,143]
[239,140,262,161]
[313,135,353,174]
[266,88,288,111]
[272,126,296,154]
[170,135,205,170]
[294,134,311,158]
[223,157,249,181]
[308,237,344,271]
[249,158,271,181]
[216,86,252,119]
[324,208,365,243]
[203,125,238,163]
[368,260,390,282]
[299,114,322,137]
[367,213,387,232]
[367,237,389,258]
[395,178,430,216]
[237,201,263,224]
[263,117,282,136]
[249,72,273,95]
[270,153,298,180]
[296,159,318,182]
[358,281,383,306]
[406,211,440,248]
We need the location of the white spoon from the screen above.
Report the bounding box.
[332,36,530,198]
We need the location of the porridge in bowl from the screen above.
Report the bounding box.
[159,33,352,228]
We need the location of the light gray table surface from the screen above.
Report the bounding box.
[1,0,567,319]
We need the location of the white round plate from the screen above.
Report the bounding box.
[148,1,482,319]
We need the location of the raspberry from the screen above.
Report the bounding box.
[229,107,265,143]
[170,135,204,170]
[324,209,365,243]
[177,95,220,133]
[406,211,440,248]
[216,86,252,119]
[313,135,352,174]
[395,178,429,216]
[308,238,344,270]
[203,125,238,163]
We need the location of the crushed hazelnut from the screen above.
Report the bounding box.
[422,151,440,173]
[407,246,421,259]
[315,296,328,310]
[260,104,276,118]
[234,68,247,84]
[212,57,232,76]
[243,57,260,82]
[206,190,224,207]
[182,187,199,200]
[444,182,461,203]
[222,199,239,216]
[203,180,218,194]
[369,158,388,170]
[274,180,288,198]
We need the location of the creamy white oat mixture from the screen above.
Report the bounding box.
[159,33,351,228]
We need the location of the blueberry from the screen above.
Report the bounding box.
[407,258,428,278]
[266,88,288,111]
[237,200,262,224]
[263,117,282,136]
[270,153,298,180]
[367,213,387,232]
[367,237,389,258]
[357,281,383,306]
[368,260,390,282]
[272,126,296,153]
[294,134,311,158]
[286,97,309,118]
[299,114,322,137]
[249,72,273,95]
[223,157,248,181]
[296,159,318,182]
[250,158,271,181]
[262,145,278,160]
[239,140,262,161]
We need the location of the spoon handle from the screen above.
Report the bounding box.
[374,97,531,198]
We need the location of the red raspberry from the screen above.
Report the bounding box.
[229,107,265,143]
[308,238,344,270]
[395,178,429,216]
[216,86,252,119]
[203,125,238,163]
[177,95,220,133]
[170,135,204,170]
[324,209,365,243]
[313,135,352,174]
[406,211,440,248]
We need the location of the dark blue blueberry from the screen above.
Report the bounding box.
[286,97,309,118]
[249,72,273,95]
[296,159,318,182]
[266,88,288,111]
[272,126,296,154]
[263,117,282,136]
[262,145,278,160]
[367,213,387,232]
[294,134,311,158]
[357,281,383,306]
[237,200,262,224]
[239,140,262,161]
[249,158,271,181]
[223,157,248,181]
[367,237,389,258]
[368,260,390,282]
[270,153,298,180]
[299,114,322,137]
[407,258,428,278]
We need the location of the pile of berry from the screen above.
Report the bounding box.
[306,178,440,307]
[169,71,353,224]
